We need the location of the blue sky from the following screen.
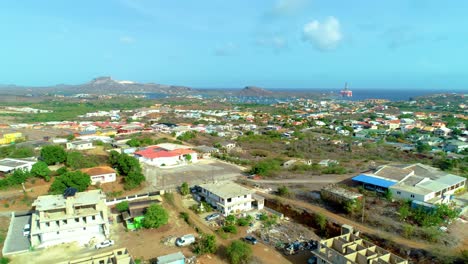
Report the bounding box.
[0,0,467,90]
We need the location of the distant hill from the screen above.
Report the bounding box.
[0,76,192,95]
[238,86,274,97]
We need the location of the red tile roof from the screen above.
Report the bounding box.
[135,146,195,159]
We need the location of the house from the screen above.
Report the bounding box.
[134,145,197,167]
[66,140,94,150]
[30,190,110,248]
[59,248,136,264]
[198,181,254,216]
[156,252,185,264]
[444,140,468,153]
[219,141,236,150]
[434,127,452,137]
[0,158,36,173]
[80,166,116,185]
[353,164,466,204]
[312,226,408,264]
[193,145,219,159]
[0,132,24,145]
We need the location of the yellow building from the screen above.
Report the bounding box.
[0,132,24,145]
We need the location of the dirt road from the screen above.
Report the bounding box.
[172,193,292,264]
[258,192,433,250]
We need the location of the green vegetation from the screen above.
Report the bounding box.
[260,214,278,228]
[8,147,35,158]
[226,240,253,264]
[0,257,10,264]
[315,213,327,232]
[277,186,290,197]
[66,151,98,170]
[399,202,460,227]
[193,234,217,255]
[0,169,32,189]
[177,131,197,141]
[108,151,145,190]
[40,145,66,165]
[49,171,91,194]
[142,204,169,229]
[249,158,282,177]
[222,225,238,234]
[179,212,190,224]
[30,161,51,181]
[236,215,253,226]
[115,201,129,212]
[180,182,190,196]
[0,98,153,122]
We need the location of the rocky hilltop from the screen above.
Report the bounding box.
[238,86,273,97]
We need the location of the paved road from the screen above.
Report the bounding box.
[245,176,348,184]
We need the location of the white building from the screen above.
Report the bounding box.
[0,158,36,173]
[198,181,254,216]
[353,163,466,204]
[134,145,197,167]
[80,166,117,185]
[66,140,94,150]
[30,190,110,248]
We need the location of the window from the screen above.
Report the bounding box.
[410,194,415,198]
[83,227,87,230]
[75,218,79,223]
[244,195,247,198]
[56,231,59,235]
[92,216,96,220]
[46,222,50,227]
[227,198,232,203]
[397,191,401,195]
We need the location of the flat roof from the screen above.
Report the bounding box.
[156,252,185,264]
[437,174,466,186]
[352,174,397,188]
[416,180,448,192]
[33,190,105,211]
[199,181,254,199]
[390,183,433,196]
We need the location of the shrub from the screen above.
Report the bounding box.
[180,182,190,196]
[277,186,290,197]
[142,204,169,229]
[226,240,252,264]
[115,201,129,212]
[222,225,238,234]
[193,234,217,255]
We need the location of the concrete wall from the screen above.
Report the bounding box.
[91,173,116,185]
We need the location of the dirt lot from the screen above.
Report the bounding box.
[142,159,245,191]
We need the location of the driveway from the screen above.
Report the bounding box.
[142,159,243,191]
[2,214,31,255]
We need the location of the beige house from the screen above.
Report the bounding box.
[30,190,110,248]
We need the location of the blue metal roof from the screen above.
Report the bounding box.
[352,174,396,188]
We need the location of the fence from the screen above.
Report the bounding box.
[105,191,161,206]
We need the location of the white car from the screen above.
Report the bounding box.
[176,234,196,247]
[23,224,30,237]
[95,240,115,249]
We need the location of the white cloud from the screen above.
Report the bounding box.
[256,36,288,51]
[272,0,309,16]
[120,36,136,44]
[214,42,237,56]
[302,16,342,51]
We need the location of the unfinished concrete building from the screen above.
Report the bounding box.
[59,248,135,264]
[312,232,408,264]
[30,190,110,248]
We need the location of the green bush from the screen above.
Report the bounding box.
[193,234,217,255]
[142,204,169,229]
[115,201,129,212]
[222,225,238,234]
[226,240,252,264]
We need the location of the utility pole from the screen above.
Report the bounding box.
[361,196,365,223]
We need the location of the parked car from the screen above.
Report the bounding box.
[205,213,220,221]
[23,224,30,237]
[243,236,257,245]
[95,240,115,249]
[176,234,196,247]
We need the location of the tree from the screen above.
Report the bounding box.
[30,161,51,181]
[416,141,431,153]
[49,171,91,194]
[398,203,411,221]
[226,240,252,264]
[40,145,66,165]
[180,182,190,196]
[56,166,68,176]
[109,150,121,167]
[115,201,129,212]
[185,154,192,162]
[124,170,145,190]
[142,204,169,229]
[126,138,141,147]
[193,234,217,255]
